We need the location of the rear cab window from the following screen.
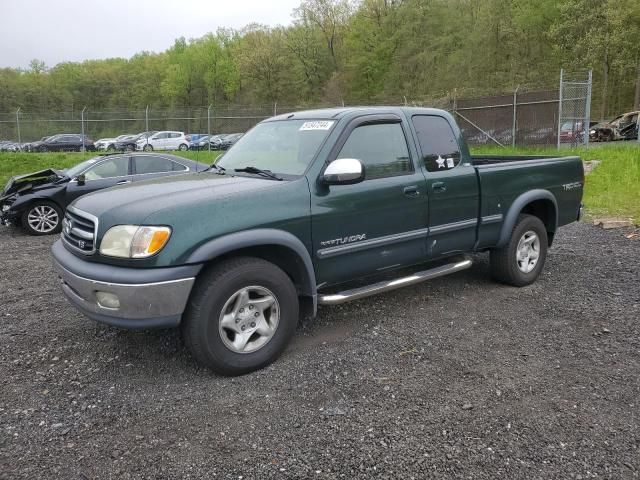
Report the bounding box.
[411,116,462,172]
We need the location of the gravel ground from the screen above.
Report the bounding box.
[1,222,639,479]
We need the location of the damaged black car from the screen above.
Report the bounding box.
[0,153,207,235]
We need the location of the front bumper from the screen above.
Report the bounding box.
[52,240,201,329]
[0,204,18,226]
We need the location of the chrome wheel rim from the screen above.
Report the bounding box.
[516,230,540,273]
[27,205,59,233]
[218,286,280,354]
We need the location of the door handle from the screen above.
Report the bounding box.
[116,179,131,185]
[403,185,420,196]
[432,181,447,193]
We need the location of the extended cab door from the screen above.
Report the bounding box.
[65,155,133,203]
[410,115,479,256]
[311,115,429,285]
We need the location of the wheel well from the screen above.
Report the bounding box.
[200,245,313,298]
[521,199,557,245]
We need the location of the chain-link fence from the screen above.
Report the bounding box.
[557,69,593,148]
[0,72,594,150]
[453,89,561,147]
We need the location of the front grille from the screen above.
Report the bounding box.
[62,207,97,254]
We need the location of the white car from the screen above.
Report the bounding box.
[136,131,189,151]
[94,137,115,151]
[95,135,133,151]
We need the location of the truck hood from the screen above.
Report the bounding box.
[2,169,66,197]
[72,172,285,223]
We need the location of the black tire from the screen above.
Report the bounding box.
[181,257,299,376]
[21,201,63,236]
[490,214,548,287]
[178,143,188,151]
[39,146,48,153]
[143,144,153,152]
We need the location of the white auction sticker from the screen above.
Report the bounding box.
[299,121,335,131]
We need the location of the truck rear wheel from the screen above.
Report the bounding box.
[181,257,299,376]
[490,214,548,287]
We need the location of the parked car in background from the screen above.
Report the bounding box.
[0,141,21,152]
[136,131,189,151]
[95,137,115,151]
[26,136,51,152]
[590,111,639,142]
[33,134,95,152]
[218,132,244,150]
[95,134,134,151]
[186,134,208,143]
[559,121,599,144]
[0,153,207,235]
[189,135,210,150]
[114,132,155,152]
[208,134,227,149]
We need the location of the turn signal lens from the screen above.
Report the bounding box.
[131,226,172,258]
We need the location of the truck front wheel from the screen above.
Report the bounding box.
[181,257,299,375]
[490,214,548,287]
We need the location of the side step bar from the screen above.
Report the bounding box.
[318,258,473,306]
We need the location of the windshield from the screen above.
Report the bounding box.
[216,120,334,176]
[64,157,102,178]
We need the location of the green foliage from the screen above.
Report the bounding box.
[0,0,638,115]
[472,143,640,222]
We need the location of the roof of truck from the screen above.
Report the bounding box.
[266,106,450,122]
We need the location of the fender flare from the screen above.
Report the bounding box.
[497,189,558,248]
[186,228,317,303]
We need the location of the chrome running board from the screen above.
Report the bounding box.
[318,258,473,306]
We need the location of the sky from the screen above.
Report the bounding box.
[0,0,301,69]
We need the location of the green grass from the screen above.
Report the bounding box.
[0,150,223,185]
[472,143,640,223]
[2,145,638,223]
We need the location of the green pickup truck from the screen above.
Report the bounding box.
[52,107,584,375]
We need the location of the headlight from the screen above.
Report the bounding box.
[100,225,171,258]
[590,130,596,134]
[1,204,10,212]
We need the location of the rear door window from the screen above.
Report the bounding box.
[134,155,186,174]
[411,116,462,172]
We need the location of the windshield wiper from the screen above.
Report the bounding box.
[203,163,226,174]
[234,166,283,181]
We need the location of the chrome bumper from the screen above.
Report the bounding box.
[53,259,195,329]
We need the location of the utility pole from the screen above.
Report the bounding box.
[557,69,564,150]
[81,107,87,152]
[16,107,21,146]
[207,105,212,152]
[584,70,592,148]
[512,85,519,147]
[145,105,149,148]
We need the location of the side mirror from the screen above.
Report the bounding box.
[322,158,365,185]
[76,174,86,186]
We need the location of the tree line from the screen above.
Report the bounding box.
[0,0,638,121]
